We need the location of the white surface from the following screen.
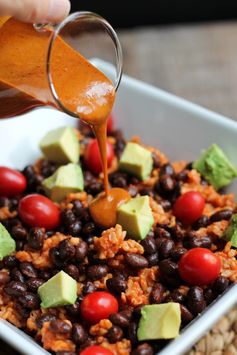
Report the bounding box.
[1,59,237,354]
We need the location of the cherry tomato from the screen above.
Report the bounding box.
[0,166,27,197]
[80,346,113,355]
[179,248,221,286]
[18,194,60,230]
[173,191,205,225]
[80,291,118,324]
[107,114,114,133]
[84,139,115,175]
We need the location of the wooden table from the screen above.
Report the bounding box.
[1,20,237,355]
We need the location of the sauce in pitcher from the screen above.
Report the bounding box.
[0,18,127,227]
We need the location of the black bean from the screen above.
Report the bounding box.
[141,236,157,255]
[72,324,87,345]
[180,304,193,324]
[187,287,206,315]
[160,163,174,177]
[156,238,175,260]
[128,322,138,346]
[160,175,176,192]
[20,262,38,278]
[10,197,19,210]
[170,224,185,241]
[183,234,212,249]
[87,264,108,281]
[82,281,97,295]
[159,259,178,278]
[73,200,84,217]
[61,209,76,227]
[149,283,165,304]
[125,253,148,269]
[154,227,171,239]
[115,138,126,158]
[133,305,143,318]
[132,343,154,355]
[139,187,154,198]
[65,301,81,317]
[170,247,187,261]
[49,247,66,268]
[147,253,159,267]
[4,281,27,296]
[0,197,9,207]
[176,170,188,182]
[63,264,79,281]
[210,209,233,223]
[86,181,103,196]
[168,290,186,303]
[152,152,160,169]
[68,221,82,237]
[127,184,138,197]
[74,241,88,263]
[204,288,214,305]
[0,271,10,285]
[3,255,18,269]
[109,172,128,188]
[14,302,30,318]
[80,209,91,223]
[193,215,209,230]
[28,227,45,250]
[16,240,25,251]
[159,199,172,211]
[49,319,71,334]
[107,325,123,343]
[41,160,57,177]
[11,225,28,240]
[212,276,229,294]
[18,292,40,309]
[56,352,76,355]
[10,268,25,283]
[58,239,75,260]
[38,269,52,280]
[36,314,57,328]
[109,312,130,328]
[82,222,95,237]
[106,276,127,294]
[26,278,44,292]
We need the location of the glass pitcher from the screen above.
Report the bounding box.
[0,11,123,120]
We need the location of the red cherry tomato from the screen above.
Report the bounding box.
[18,194,60,230]
[107,114,114,134]
[179,248,221,286]
[80,291,118,324]
[0,167,27,197]
[173,191,205,225]
[80,346,113,355]
[84,139,115,175]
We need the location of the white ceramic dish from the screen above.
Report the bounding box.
[1,60,237,354]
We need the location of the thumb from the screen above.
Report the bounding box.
[0,0,71,24]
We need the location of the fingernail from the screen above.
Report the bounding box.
[47,0,71,23]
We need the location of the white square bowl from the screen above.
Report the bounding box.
[1,60,237,355]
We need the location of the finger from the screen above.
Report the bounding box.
[0,0,71,24]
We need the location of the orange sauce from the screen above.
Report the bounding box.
[0,18,128,227]
[89,188,131,228]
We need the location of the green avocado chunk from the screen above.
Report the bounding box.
[224,213,237,247]
[117,196,154,240]
[38,270,77,308]
[42,163,84,202]
[0,223,16,260]
[137,303,181,341]
[119,142,153,180]
[40,127,80,164]
[193,144,237,190]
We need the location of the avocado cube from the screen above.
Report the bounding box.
[117,196,154,240]
[193,144,237,190]
[40,127,80,164]
[224,213,237,247]
[0,223,16,260]
[38,270,77,308]
[137,303,181,341]
[42,163,84,202]
[119,142,153,180]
